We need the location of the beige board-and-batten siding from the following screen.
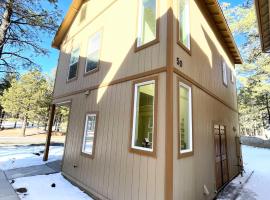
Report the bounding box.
[172,73,239,200]
[172,0,238,111]
[59,73,166,200]
[53,0,168,99]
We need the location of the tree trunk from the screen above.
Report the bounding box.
[14,120,17,128]
[21,116,27,137]
[265,93,270,126]
[0,111,5,128]
[0,0,13,57]
[44,123,47,131]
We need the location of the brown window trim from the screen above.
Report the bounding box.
[129,76,158,158]
[134,0,160,53]
[81,111,99,159]
[177,76,194,159]
[221,59,228,88]
[84,29,104,77]
[176,0,191,56]
[84,66,100,77]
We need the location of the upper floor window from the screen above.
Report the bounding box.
[82,113,98,157]
[85,31,101,74]
[131,78,157,156]
[178,80,193,157]
[178,0,191,51]
[68,48,80,81]
[80,5,87,23]
[222,60,228,86]
[230,68,235,84]
[137,0,157,48]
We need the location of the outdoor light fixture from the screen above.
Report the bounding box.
[84,90,90,96]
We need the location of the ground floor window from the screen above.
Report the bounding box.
[131,77,157,156]
[82,112,98,157]
[178,79,193,157]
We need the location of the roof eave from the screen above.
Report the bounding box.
[255,0,270,53]
[52,0,85,49]
[204,0,243,64]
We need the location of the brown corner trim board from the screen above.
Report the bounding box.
[165,0,174,199]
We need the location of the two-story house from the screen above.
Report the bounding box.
[46,0,243,199]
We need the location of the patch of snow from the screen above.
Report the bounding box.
[236,145,270,200]
[0,145,63,170]
[12,173,93,200]
[218,145,270,200]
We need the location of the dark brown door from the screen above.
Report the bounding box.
[214,124,229,190]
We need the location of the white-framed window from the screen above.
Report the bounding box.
[137,0,157,47]
[131,80,156,152]
[230,68,235,84]
[179,81,193,154]
[85,31,101,74]
[68,48,80,80]
[222,60,228,86]
[178,0,191,50]
[82,113,97,156]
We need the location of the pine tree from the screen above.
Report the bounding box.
[0,70,52,136]
[0,0,61,73]
[223,1,270,135]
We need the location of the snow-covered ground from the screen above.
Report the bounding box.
[236,145,270,200]
[0,145,63,170]
[218,145,270,200]
[12,173,93,200]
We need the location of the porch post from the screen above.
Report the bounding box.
[43,104,56,161]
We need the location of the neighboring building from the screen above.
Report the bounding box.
[255,0,270,52]
[49,0,242,199]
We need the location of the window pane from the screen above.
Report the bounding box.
[222,61,228,86]
[137,0,157,47]
[179,83,192,152]
[86,32,101,73]
[178,0,190,50]
[132,81,155,150]
[82,114,97,155]
[68,49,79,80]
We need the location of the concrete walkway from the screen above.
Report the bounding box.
[0,171,19,200]
[0,160,61,200]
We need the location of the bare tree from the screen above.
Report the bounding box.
[0,0,61,73]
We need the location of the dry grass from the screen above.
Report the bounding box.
[0,128,65,137]
[0,128,66,146]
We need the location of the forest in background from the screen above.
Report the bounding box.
[223,0,270,137]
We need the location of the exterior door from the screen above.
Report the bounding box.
[214,124,229,190]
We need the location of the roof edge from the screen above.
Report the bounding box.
[52,0,85,49]
[205,0,243,64]
[255,0,270,53]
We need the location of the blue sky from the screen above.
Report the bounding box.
[38,0,246,75]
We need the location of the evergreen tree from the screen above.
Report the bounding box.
[0,0,61,73]
[0,70,52,136]
[223,1,270,134]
